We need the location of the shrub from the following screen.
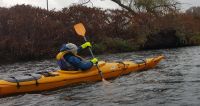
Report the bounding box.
[0,5,200,64]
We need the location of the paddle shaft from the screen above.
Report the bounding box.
[83,37,95,58]
[83,36,104,79]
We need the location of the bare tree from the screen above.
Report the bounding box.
[111,0,180,15]
[78,0,180,16]
[186,6,200,17]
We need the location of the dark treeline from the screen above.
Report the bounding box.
[0,5,200,64]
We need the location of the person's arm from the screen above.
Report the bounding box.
[77,46,83,53]
[77,42,91,53]
[66,55,93,70]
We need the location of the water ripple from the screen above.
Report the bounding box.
[1,46,200,105]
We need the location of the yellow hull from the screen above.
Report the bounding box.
[0,55,164,96]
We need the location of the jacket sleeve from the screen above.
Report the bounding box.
[66,55,93,70]
[77,46,83,53]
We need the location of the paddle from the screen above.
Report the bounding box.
[74,23,108,83]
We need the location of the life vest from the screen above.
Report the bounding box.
[56,51,80,70]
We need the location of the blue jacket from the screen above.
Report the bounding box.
[57,47,93,71]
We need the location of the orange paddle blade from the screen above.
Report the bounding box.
[74,23,86,37]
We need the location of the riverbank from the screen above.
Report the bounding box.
[0,5,200,64]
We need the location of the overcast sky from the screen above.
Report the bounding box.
[0,0,200,11]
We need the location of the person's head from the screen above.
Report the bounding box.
[60,43,78,54]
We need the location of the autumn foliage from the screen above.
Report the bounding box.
[0,5,200,64]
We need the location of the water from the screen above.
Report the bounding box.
[1,46,200,106]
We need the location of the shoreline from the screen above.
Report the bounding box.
[1,45,199,65]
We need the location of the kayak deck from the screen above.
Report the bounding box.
[0,55,164,96]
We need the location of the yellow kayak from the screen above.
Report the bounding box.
[0,55,164,96]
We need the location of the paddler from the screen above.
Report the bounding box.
[56,42,98,71]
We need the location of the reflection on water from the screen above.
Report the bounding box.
[1,46,200,105]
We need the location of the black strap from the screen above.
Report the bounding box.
[10,76,20,89]
[117,61,127,70]
[116,61,128,77]
[138,59,147,68]
[25,74,39,86]
[37,71,57,77]
[143,59,147,66]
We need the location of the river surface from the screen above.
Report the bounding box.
[0,46,200,106]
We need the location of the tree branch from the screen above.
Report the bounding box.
[111,0,137,15]
[79,0,93,6]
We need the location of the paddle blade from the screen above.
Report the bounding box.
[74,23,86,37]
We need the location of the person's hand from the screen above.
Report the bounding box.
[90,58,98,64]
[81,42,91,49]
